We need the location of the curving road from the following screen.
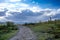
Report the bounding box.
[9,26,36,40]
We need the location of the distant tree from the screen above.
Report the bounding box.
[24,23,28,25]
[6,21,17,30]
[6,21,14,27]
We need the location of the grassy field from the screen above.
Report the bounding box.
[24,20,60,40]
[0,30,18,40]
[0,20,60,40]
[0,22,18,40]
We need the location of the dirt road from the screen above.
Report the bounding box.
[9,26,36,40]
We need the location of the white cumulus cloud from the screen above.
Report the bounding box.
[5,0,21,2]
[0,0,60,23]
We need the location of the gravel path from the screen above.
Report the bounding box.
[9,26,36,40]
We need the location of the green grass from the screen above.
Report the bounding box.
[0,30,18,40]
[24,20,60,40]
[0,22,18,40]
[29,24,55,40]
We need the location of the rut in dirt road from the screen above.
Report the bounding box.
[9,26,36,40]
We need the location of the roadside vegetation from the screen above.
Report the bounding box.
[0,22,18,40]
[23,20,60,40]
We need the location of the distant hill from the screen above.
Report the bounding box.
[0,22,6,24]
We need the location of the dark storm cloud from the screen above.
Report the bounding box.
[0,11,6,16]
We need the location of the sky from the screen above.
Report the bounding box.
[0,0,60,24]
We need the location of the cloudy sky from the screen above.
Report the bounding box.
[0,0,60,23]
